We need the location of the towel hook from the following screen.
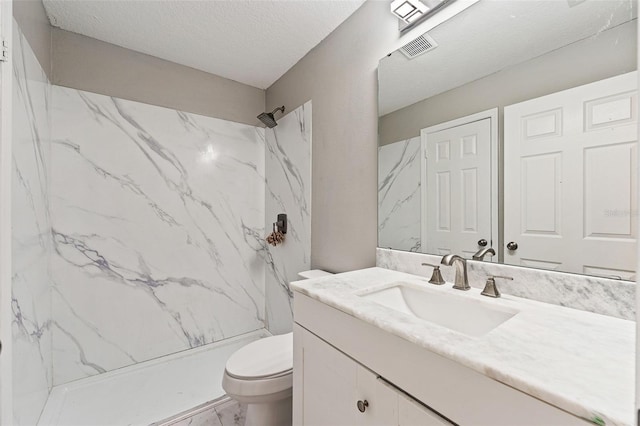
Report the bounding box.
[275,213,287,234]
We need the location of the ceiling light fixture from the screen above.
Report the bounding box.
[391,0,455,32]
[406,10,424,23]
[391,0,429,23]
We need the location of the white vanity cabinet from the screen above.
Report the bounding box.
[293,291,589,426]
[296,323,451,426]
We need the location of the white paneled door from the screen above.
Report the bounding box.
[504,72,637,279]
[422,116,494,259]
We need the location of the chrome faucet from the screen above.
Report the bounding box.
[472,247,495,261]
[441,254,470,290]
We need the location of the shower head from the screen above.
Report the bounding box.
[257,106,285,128]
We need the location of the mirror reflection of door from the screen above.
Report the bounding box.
[504,72,637,279]
[421,111,496,260]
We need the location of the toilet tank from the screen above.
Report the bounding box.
[297,270,333,280]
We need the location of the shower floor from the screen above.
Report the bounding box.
[38,329,269,426]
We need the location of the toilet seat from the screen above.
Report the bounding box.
[228,367,292,380]
[225,333,293,380]
[222,333,294,402]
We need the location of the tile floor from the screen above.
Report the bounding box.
[168,400,247,426]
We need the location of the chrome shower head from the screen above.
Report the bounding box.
[257,106,285,128]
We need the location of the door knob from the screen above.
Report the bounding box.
[507,242,518,251]
[478,239,488,247]
[357,400,369,413]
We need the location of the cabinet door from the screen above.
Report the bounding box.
[355,365,398,426]
[300,328,397,426]
[398,391,452,426]
[298,326,450,426]
[302,328,358,425]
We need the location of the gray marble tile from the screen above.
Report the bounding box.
[171,406,223,426]
[264,102,312,334]
[214,400,247,426]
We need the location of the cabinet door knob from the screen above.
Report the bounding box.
[507,242,518,251]
[478,239,488,247]
[356,400,369,413]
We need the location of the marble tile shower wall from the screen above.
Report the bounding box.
[377,248,635,320]
[264,103,312,334]
[50,87,267,385]
[12,23,53,426]
[378,138,421,252]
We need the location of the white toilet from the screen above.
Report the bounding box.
[222,270,332,426]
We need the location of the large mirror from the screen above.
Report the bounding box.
[378,0,638,280]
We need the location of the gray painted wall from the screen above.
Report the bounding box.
[13,0,265,127]
[52,29,265,127]
[379,20,637,146]
[13,0,51,77]
[265,1,401,272]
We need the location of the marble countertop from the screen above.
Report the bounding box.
[291,267,635,426]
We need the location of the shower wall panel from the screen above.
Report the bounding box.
[50,87,266,385]
[377,137,421,252]
[12,23,53,425]
[264,102,312,334]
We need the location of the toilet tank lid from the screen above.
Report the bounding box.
[297,269,333,279]
[225,333,293,379]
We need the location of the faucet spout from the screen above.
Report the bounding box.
[441,254,470,290]
[472,247,495,261]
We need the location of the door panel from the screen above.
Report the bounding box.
[520,153,561,235]
[584,143,635,238]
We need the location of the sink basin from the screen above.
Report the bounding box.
[360,283,518,337]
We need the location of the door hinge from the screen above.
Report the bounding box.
[0,38,9,62]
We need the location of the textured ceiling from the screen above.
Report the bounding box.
[43,0,366,89]
[379,0,638,116]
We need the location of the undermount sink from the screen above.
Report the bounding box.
[360,283,518,337]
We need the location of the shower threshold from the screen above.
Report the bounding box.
[38,329,269,426]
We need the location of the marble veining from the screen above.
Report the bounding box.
[211,400,247,426]
[378,138,421,252]
[50,86,266,384]
[264,102,311,334]
[12,21,53,426]
[377,248,635,320]
[291,267,635,425]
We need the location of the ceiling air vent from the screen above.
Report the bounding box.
[400,33,438,59]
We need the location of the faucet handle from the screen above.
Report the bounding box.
[492,275,513,281]
[421,263,446,285]
[481,275,513,298]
